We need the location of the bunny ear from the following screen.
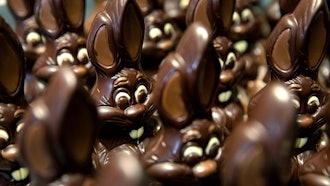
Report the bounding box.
[155,53,189,128]
[7,0,35,19]
[19,67,98,180]
[293,0,330,74]
[186,0,212,30]
[54,0,85,30]
[35,0,62,37]
[155,23,219,127]
[177,22,219,112]
[207,0,236,35]
[112,0,144,64]
[266,16,298,81]
[0,17,25,104]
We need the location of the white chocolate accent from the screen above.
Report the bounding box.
[218,90,232,103]
[16,122,24,133]
[57,52,74,66]
[129,127,144,139]
[26,32,41,44]
[115,92,131,104]
[307,96,320,107]
[241,8,254,22]
[205,137,220,156]
[226,52,237,65]
[292,99,300,109]
[232,11,240,25]
[77,48,89,62]
[0,129,9,141]
[11,167,29,181]
[183,146,203,158]
[135,85,148,103]
[234,40,248,54]
[149,27,163,39]
[164,23,174,35]
[295,137,308,149]
[180,0,190,9]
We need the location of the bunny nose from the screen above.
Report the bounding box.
[193,159,218,178]
[2,144,19,162]
[124,104,146,120]
[220,71,234,84]
[296,114,313,128]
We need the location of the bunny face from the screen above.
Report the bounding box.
[0,104,29,185]
[93,68,155,141]
[229,0,264,42]
[285,75,330,154]
[141,10,182,69]
[143,119,225,185]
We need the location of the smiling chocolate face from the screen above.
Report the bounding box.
[93,68,155,142]
[0,104,29,185]
[285,75,330,154]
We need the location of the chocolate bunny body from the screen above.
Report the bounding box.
[222,81,297,186]
[18,67,99,185]
[32,0,95,96]
[0,16,29,185]
[249,0,330,184]
[141,22,226,185]
[87,0,156,161]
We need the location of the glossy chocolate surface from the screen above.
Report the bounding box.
[87,0,156,151]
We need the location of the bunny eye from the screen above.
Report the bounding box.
[26,31,42,46]
[135,85,148,104]
[232,11,240,26]
[226,52,237,68]
[149,27,163,40]
[183,145,203,165]
[0,129,9,142]
[307,95,320,113]
[292,98,301,109]
[241,8,254,23]
[57,51,74,66]
[205,136,220,157]
[180,0,190,9]
[16,121,24,133]
[164,23,175,36]
[115,91,131,109]
[77,48,89,64]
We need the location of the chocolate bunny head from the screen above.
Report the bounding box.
[33,0,94,85]
[265,0,330,154]
[19,67,98,184]
[140,1,182,73]
[143,23,224,185]
[0,16,29,185]
[87,0,155,144]
[7,0,46,67]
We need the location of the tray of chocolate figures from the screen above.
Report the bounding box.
[0,0,330,185]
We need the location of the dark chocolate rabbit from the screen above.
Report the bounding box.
[87,0,156,155]
[250,0,330,184]
[142,22,225,185]
[7,0,47,103]
[0,16,29,186]
[18,67,99,185]
[222,81,297,186]
[32,0,95,93]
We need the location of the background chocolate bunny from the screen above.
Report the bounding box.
[18,67,99,185]
[87,0,157,163]
[0,16,29,186]
[32,0,95,97]
[7,0,47,104]
[249,0,330,184]
[222,81,297,186]
[141,22,226,185]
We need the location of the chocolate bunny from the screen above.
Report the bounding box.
[32,0,95,93]
[186,0,246,131]
[141,22,226,185]
[7,0,48,103]
[87,0,156,154]
[163,0,190,30]
[18,67,99,185]
[222,81,297,186]
[138,0,182,78]
[249,0,330,184]
[0,16,29,185]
